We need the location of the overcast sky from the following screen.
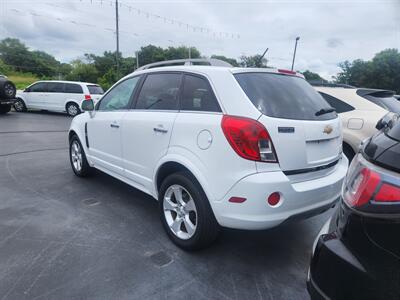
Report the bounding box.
[1,0,399,79]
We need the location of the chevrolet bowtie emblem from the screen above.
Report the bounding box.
[323,125,333,134]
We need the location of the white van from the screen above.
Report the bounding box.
[14,81,104,116]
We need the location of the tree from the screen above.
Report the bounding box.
[302,70,327,83]
[66,59,99,83]
[334,49,400,93]
[239,55,268,68]
[211,55,239,67]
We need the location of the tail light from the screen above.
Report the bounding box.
[84,94,91,100]
[221,115,277,162]
[343,155,400,208]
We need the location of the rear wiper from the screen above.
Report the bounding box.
[315,107,336,116]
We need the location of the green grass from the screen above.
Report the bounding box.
[8,73,38,90]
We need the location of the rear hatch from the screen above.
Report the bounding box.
[357,89,400,114]
[87,84,104,102]
[235,72,341,172]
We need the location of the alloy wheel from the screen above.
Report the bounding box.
[71,140,83,172]
[163,184,198,240]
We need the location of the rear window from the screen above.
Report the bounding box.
[234,73,337,120]
[65,83,83,94]
[87,85,104,95]
[359,90,400,114]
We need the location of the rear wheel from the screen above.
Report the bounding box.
[66,102,80,117]
[69,136,92,177]
[13,98,27,112]
[159,171,219,250]
[0,104,11,114]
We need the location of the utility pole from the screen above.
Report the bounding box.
[115,0,120,79]
[136,51,139,69]
[291,36,300,71]
[188,47,191,59]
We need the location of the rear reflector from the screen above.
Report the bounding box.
[229,197,247,203]
[84,94,91,100]
[267,192,281,206]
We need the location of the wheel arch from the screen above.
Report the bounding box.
[154,156,212,202]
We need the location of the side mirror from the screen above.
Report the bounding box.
[82,99,94,112]
[24,88,30,92]
[376,113,393,130]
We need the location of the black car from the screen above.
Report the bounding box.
[0,76,17,114]
[307,115,400,300]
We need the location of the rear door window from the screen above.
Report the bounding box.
[319,92,354,113]
[87,85,104,95]
[135,73,181,110]
[47,82,65,93]
[181,74,221,112]
[234,72,336,120]
[65,83,83,94]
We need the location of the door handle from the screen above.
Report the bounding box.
[110,124,120,129]
[153,127,168,133]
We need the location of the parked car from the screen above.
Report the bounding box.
[68,59,348,250]
[313,85,396,161]
[307,113,400,300]
[14,80,104,116]
[0,76,17,114]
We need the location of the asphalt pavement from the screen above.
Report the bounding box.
[0,111,332,299]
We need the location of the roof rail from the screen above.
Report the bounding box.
[136,58,232,71]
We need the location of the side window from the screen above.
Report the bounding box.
[135,73,181,110]
[65,83,83,94]
[98,77,140,111]
[319,92,355,113]
[181,75,221,112]
[47,82,65,93]
[29,82,47,93]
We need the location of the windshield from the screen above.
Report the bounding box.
[87,85,104,95]
[234,72,337,120]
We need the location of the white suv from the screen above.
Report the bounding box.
[68,59,348,249]
[14,80,104,116]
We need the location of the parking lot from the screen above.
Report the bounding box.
[0,111,333,300]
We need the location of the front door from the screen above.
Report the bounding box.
[87,76,141,176]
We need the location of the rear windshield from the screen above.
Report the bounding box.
[87,85,104,95]
[362,93,400,114]
[234,73,336,120]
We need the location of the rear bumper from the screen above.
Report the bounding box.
[212,155,348,230]
[0,99,15,105]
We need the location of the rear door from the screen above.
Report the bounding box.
[121,72,182,191]
[64,83,84,111]
[235,72,341,172]
[87,77,140,176]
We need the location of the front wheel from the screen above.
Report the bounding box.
[159,172,220,250]
[69,136,92,177]
[66,102,81,117]
[14,98,27,112]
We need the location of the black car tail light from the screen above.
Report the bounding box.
[343,154,400,208]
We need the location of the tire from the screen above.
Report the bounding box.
[0,79,16,99]
[66,102,81,117]
[0,104,11,114]
[69,135,92,177]
[13,98,27,112]
[343,143,355,163]
[159,171,220,250]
